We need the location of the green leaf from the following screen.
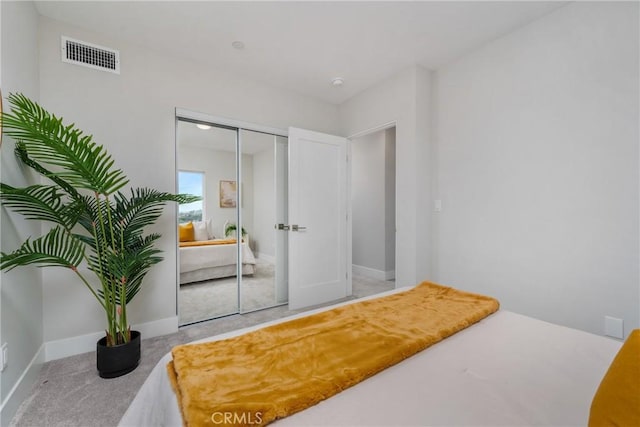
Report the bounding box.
[112,188,199,241]
[94,233,163,304]
[1,93,129,195]
[14,142,82,200]
[0,227,84,271]
[225,223,247,237]
[0,183,82,229]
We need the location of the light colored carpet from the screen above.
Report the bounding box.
[179,259,279,324]
[10,274,395,427]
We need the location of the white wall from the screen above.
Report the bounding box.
[0,1,44,424]
[340,65,433,287]
[384,128,396,272]
[352,131,386,272]
[351,128,396,278]
[178,146,254,239]
[433,2,639,337]
[37,16,340,345]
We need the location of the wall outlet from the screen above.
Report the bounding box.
[604,316,624,339]
[434,200,442,212]
[0,343,7,372]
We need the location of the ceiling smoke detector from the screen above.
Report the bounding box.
[331,77,344,87]
[231,41,245,50]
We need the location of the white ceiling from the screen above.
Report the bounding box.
[178,120,279,154]
[35,1,568,105]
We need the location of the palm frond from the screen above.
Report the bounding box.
[74,194,117,245]
[113,188,200,238]
[14,142,82,200]
[0,227,84,271]
[0,183,81,229]
[1,93,128,195]
[94,233,163,304]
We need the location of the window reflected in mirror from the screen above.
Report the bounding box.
[178,171,204,223]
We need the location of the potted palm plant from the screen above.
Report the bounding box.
[224,222,247,238]
[0,93,198,378]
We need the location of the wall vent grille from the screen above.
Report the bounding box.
[61,36,120,74]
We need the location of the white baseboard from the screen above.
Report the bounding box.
[352,264,395,281]
[44,316,179,362]
[256,253,275,263]
[0,344,45,426]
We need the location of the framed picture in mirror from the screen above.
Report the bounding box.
[219,180,237,208]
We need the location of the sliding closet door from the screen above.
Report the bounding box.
[177,119,239,325]
[239,130,288,312]
[274,135,289,304]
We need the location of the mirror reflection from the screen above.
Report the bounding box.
[177,120,288,325]
[240,130,288,312]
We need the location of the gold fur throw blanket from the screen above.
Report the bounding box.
[168,282,499,426]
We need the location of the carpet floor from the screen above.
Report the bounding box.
[10,274,395,427]
[179,258,282,325]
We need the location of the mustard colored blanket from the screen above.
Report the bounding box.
[168,282,499,427]
[179,238,237,248]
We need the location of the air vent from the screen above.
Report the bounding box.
[61,36,120,74]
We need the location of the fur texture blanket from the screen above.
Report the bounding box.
[168,282,499,426]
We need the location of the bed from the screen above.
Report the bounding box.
[119,285,628,427]
[179,238,256,285]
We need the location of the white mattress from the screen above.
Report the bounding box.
[119,287,621,427]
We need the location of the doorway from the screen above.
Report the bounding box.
[350,127,396,294]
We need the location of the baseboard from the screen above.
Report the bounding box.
[44,316,179,362]
[352,264,395,281]
[256,253,275,263]
[0,343,45,427]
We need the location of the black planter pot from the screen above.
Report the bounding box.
[96,330,141,378]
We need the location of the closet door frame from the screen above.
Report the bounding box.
[175,109,288,320]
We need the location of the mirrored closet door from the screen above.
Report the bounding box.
[176,118,288,325]
[177,120,239,324]
[239,130,288,312]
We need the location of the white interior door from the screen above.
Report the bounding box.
[288,127,349,310]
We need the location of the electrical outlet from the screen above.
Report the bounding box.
[1,343,7,372]
[434,200,442,212]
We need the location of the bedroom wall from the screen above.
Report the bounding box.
[352,130,387,275]
[339,65,433,287]
[178,146,254,240]
[37,16,340,350]
[433,1,639,338]
[384,128,396,273]
[0,1,44,423]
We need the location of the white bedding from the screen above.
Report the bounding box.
[179,240,256,274]
[119,287,621,426]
